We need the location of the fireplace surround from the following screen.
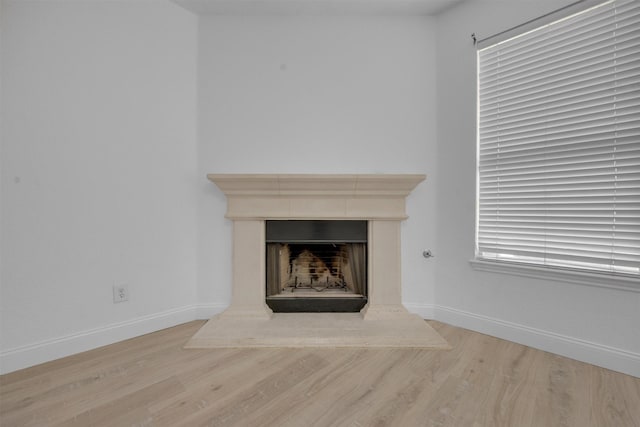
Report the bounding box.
[185,174,450,349]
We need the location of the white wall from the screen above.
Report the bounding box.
[197,15,439,316]
[435,0,640,376]
[0,0,199,373]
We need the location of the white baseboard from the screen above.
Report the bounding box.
[195,302,228,319]
[3,302,637,378]
[434,305,640,378]
[0,305,199,375]
[403,302,435,319]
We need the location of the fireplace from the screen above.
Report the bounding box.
[185,174,450,350]
[265,220,367,312]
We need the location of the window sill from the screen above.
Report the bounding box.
[469,259,640,293]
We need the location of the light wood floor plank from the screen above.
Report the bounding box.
[1,320,638,427]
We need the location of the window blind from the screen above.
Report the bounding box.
[477,0,640,276]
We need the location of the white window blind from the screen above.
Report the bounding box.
[477,0,640,277]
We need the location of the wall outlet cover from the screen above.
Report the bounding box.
[113,285,129,303]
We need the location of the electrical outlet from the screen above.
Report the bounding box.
[113,285,129,303]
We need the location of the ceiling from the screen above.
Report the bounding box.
[172,0,466,16]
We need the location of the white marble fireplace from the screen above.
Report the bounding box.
[185,174,450,349]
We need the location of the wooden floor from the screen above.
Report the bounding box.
[1,321,639,427]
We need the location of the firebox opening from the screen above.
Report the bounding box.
[265,220,367,313]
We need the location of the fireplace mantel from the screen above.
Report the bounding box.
[208,174,425,220]
[185,173,449,349]
[207,174,425,197]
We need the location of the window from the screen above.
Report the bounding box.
[476,0,640,278]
